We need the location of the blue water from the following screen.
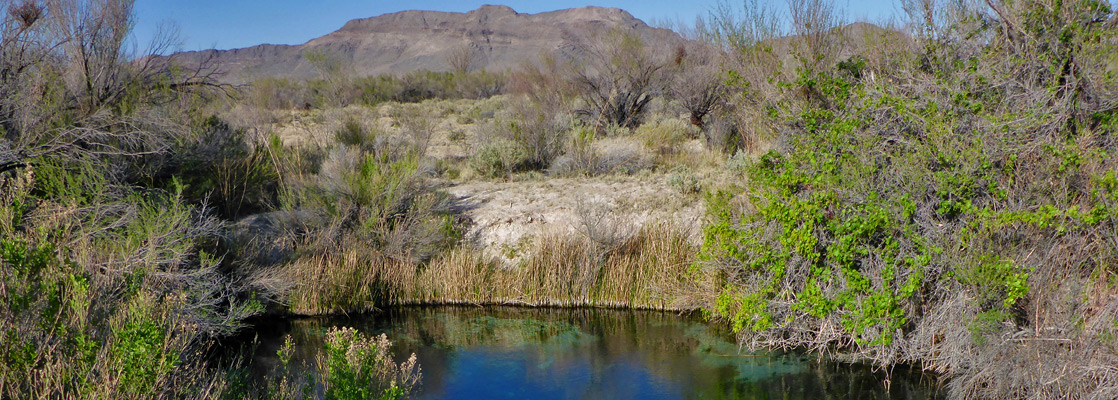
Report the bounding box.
[252,307,943,399]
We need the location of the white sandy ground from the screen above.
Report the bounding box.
[445,174,705,264]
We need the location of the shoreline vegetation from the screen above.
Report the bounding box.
[279,224,704,315]
[3,0,1118,399]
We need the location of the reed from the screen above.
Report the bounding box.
[280,223,705,315]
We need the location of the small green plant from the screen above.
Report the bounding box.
[336,117,373,147]
[725,150,750,175]
[470,139,529,179]
[668,166,702,194]
[448,129,467,143]
[319,327,420,400]
[968,310,1012,346]
[957,257,1031,310]
[277,334,295,367]
[113,316,180,395]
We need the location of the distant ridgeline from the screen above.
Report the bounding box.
[164,5,682,84]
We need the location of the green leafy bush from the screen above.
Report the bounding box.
[470,139,529,179]
[319,328,420,400]
[700,1,1118,396]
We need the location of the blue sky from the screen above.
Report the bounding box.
[132,0,903,52]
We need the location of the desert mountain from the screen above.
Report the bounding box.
[171,5,681,84]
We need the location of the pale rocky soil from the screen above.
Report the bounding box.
[234,97,722,263]
[446,174,705,263]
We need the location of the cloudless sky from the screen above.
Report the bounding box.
[132,0,904,52]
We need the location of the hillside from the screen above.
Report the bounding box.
[170,5,681,83]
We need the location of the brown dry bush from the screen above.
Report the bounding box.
[566,28,675,130]
[668,40,727,131]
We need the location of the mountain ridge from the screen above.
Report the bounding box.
[171,5,680,84]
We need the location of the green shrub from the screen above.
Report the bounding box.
[319,328,420,400]
[636,118,696,155]
[470,139,529,179]
[335,117,375,148]
[112,316,180,395]
[956,257,1031,310]
[668,166,702,194]
[700,5,1118,397]
[161,115,280,219]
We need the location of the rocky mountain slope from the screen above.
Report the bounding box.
[171,5,681,83]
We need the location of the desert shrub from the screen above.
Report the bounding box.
[392,71,456,103]
[1,167,262,399]
[310,144,460,265]
[725,150,750,175]
[667,166,702,194]
[272,105,464,308]
[504,104,570,170]
[470,139,529,179]
[700,0,1118,397]
[593,141,652,175]
[455,70,507,99]
[547,126,597,176]
[448,129,467,143]
[160,115,280,220]
[567,28,674,130]
[0,1,281,398]
[335,117,371,147]
[702,114,745,153]
[635,118,696,156]
[469,101,570,178]
[539,124,654,177]
[391,103,437,155]
[246,78,311,110]
[245,70,507,111]
[318,328,421,400]
[356,75,405,107]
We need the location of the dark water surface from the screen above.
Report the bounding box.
[251,306,943,399]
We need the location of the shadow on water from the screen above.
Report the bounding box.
[249,306,944,399]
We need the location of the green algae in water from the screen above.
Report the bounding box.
[681,322,810,382]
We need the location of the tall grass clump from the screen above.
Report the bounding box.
[407,223,703,310]
[277,222,701,314]
[698,0,1118,398]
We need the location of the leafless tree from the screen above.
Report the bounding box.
[445,42,476,75]
[567,28,672,130]
[703,0,784,54]
[0,0,230,174]
[787,0,843,69]
[669,41,726,131]
[701,0,786,107]
[511,52,576,114]
[304,47,354,107]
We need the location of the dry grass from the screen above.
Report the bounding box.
[279,223,705,315]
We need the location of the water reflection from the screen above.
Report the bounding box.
[251,306,943,399]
